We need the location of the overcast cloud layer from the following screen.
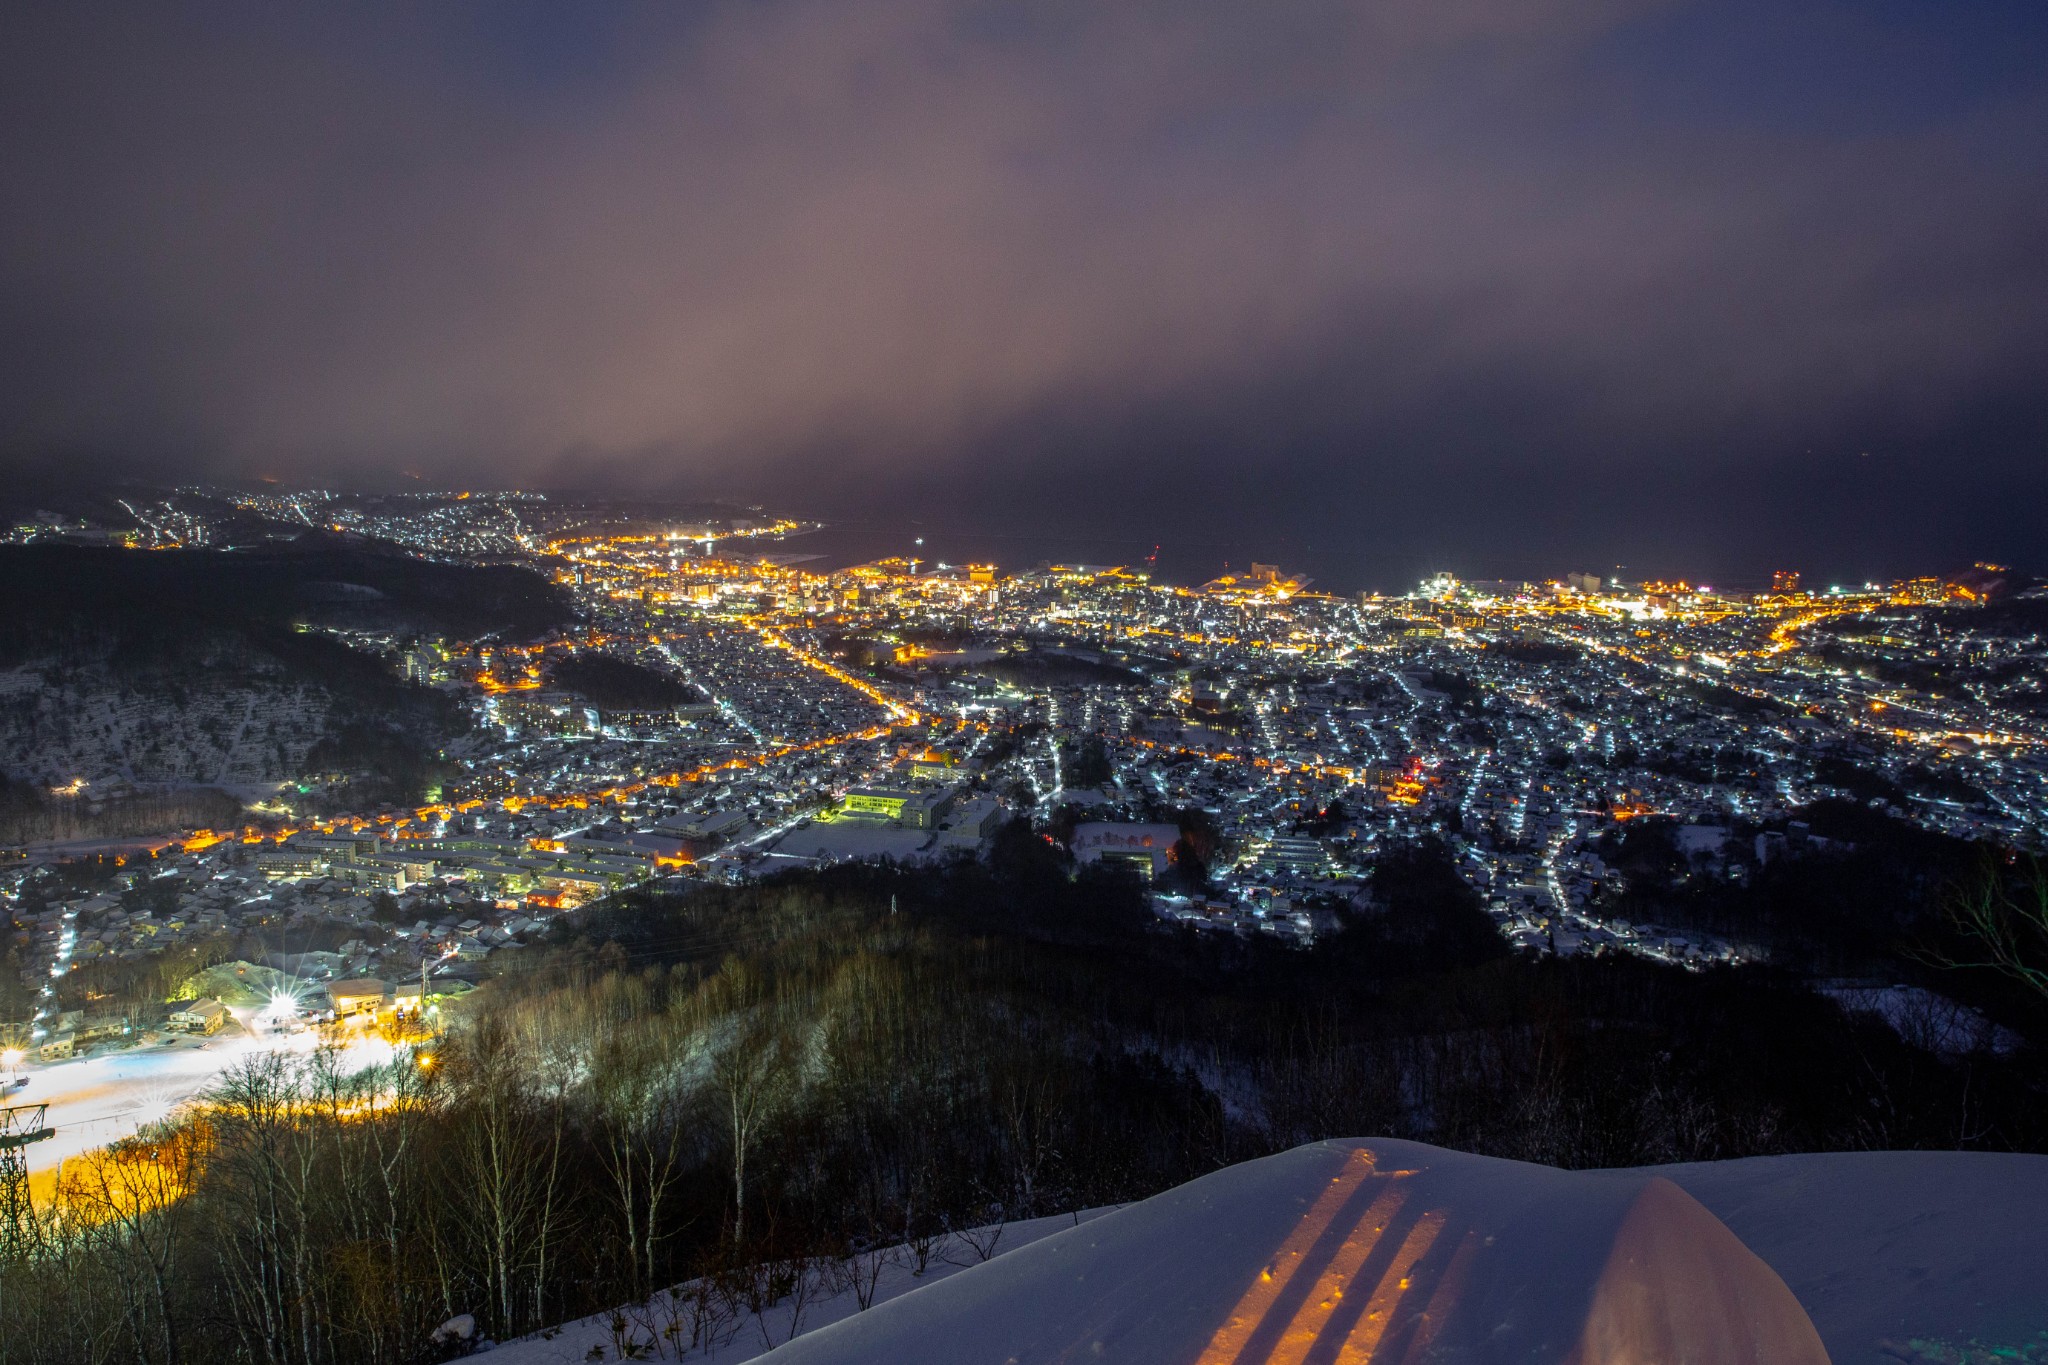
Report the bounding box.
[3,1,2045,584]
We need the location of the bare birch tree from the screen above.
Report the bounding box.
[1941,854,2048,1001]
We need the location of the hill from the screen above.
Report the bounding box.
[0,539,575,823]
[0,536,571,661]
[545,652,703,710]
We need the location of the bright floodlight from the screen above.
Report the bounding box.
[268,990,299,1018]
[0,1049,21,1068]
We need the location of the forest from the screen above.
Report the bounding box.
[0,540,556,812]
[0,538,571,667]
[0,778,242,849]
[2,825,2042,1363]
[544,655,703,711]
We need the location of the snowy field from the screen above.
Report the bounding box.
[1821,982,2023,1056]
[17,1027,400,1193]
[17,1036,261,1181]
[485,1138,2047,1365]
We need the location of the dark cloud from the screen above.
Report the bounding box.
[2,0,2044,585]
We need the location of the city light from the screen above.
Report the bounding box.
[5,491,2041,1203]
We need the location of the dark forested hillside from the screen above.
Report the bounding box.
[0,540,571,817]
[0,775,242,846]
[4,835,2039,1364]
[0,537,572,666]
[545,653,703,710]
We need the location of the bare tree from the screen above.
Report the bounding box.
[526,1042,580,1336]
[717,1039,769,1249]
[63,1122,205,1365]
[706,989,791,1249]
[995,1068,1060,1218]
[592,1030,693,1300]
[1940,854,2048,1001]
[832,1238,898,1311]
[207,1050,318,1365]
[0,1214,125,1365]
[449,1020,563,1342]
[766,1252,828,1347]
[950,1202,1007,1265]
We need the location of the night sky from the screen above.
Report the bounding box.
[3,1,2046,590]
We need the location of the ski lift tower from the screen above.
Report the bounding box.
[0,1104,52,1252]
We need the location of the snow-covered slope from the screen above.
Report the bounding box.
[1664,1149,2046,1361]
[751,1139,2047,1365]
[486,1209,1123,1365]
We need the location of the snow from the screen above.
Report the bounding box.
[484,1210,1121,1365]
[1821,983,2022,1056]
[23,1037,268,1182]
[0,660,335,786]
[23,1028,402,1194]
[680,1139,2042,1365]
[1676,824,1730,855]
[763,821,937,865]
[1668,1149,2048,1362]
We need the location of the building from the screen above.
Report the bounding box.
[935,796,1007,852]
[841,785,956,830]
[169,998,229,1035]
[649,809,750,857]
[904,749,962,782]
[587,702,718,735]
[1070,822,1184,879]
[1257,836,1333,880]
[328,978,390,1017]
[346,853,437,892]
[295,833,382,861]
[73,1013,128,1046]
[256,850,328,879]
[493,692,589,737]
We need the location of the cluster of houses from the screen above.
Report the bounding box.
[34,995,227,1062]
[30,975,432,1062]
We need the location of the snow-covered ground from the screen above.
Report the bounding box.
[1667,1148,2046,1362]
[1821,982,2023,1056]
[491,1138,2048,1365]
[0,660,333,786]
[485,1209,1121,1365]
[18,1036,264,1182]
[18,1026,401,1193]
